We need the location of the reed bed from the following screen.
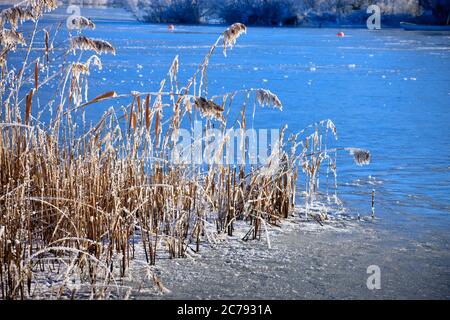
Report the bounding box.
[0,1,370,299]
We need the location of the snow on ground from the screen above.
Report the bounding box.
[24,199,449,300]
[136,218,449,300]
[125,203,449,300]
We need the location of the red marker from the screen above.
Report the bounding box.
[168,24,175,31]
[337,31,345,37]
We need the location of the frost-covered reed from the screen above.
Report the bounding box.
[0,1,370,299]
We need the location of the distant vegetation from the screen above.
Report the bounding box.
[218,0,298,26]
[135,0,450,26]
[139,0,202,23]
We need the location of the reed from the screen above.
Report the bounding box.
[0,1,370,299]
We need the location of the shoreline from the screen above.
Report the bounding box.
[139,213,450,300]
[25,6,448,30]
[18,202,450,299]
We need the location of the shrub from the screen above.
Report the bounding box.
[219,0,298,26]
[142,0,202,24]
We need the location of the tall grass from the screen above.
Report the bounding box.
[0,1,370,299]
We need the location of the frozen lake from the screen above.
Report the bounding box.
[13,8,450,298]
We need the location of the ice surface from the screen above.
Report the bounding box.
[9,8,450,299]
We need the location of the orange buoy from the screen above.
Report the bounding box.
[337,31,345,37]
[168,24,175,31]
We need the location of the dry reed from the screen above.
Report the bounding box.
[69,16,96,30]
[70,36,116,55]
[0,1,370,300]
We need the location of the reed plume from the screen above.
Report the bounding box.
[1,7,34,29]
[72,55,102,77]
[69,16,96,30]
[32,0,58,15]
[256,89,283,110]
[71,36,116,55]
[194,97,225,123]
[0,29,26,48]
[347,148,371,166]
[223,22,247,57]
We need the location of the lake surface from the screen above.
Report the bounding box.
[13,8,450,297]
